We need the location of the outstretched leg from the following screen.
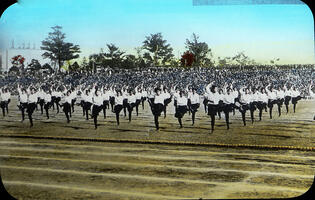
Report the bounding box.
[224,111,230,130]
[1,104,5,117]
[269,105,273,119]
[154,115,159,130]
[210,113,215,133]
[178,117,183,128]
[136,104,139,116]
[259,109,262,121]
[241,111,246,126]
[250,109,254,124]
[278,103,281,117]
[192,112,196,125]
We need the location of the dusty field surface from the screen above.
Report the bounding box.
[0,97,314,199]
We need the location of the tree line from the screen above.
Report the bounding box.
[9,25,281,74]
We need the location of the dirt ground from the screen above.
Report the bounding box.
[0,97,314,199]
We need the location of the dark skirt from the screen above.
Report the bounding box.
[190,103,200,112]
[268,100,277,108]
[284,96,291,105]
[277,98,284,105]
[0,101,6,109]
[292,96,302,104]
[103,100,109,106]
[223,103,234,113]
[44,102,51,109]
[110,97,115,105]
[84,102,92,110]
[239,103,249,112]
[127,103,136,112]
[249,102,257,111]
[39,99,45,105]
[207,104,218,116]
[62,102,71,113]
[20,102,28,110]
[217,100,225,112]
[26,103,36,114]
[114,104,123,113]
[52,96,56,103]
[152,103,164,116]
[164,98,172,106]
[136,99,141,106]
[123,99,128,107]
[175,105,188,118]
[92,105,103,116]
[256,102,267,110]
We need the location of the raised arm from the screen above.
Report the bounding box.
[265,84,271,94]
[205,81,214,94]
[309,84,315,98]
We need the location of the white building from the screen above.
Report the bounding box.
[0,48,51,72]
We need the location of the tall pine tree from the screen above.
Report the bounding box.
[41,26,81,71]
[142,33,174,67]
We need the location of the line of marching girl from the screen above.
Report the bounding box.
[5,81,306,132]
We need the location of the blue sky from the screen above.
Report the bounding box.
[0,0,314,65]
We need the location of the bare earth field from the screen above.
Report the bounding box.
[0,97,314,199]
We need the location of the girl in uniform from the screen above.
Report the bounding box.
[60,90,71,123]
[152,88,164,131]
[91,90,104,129]
[205,82,220,133]
[266,84,277,119]
[27,87,38,127]
[43,89,52,119]
[222,88,235,130]
[17,84,28,122]
[189,88,200,126]
[113,90,124,126]
[175,91,188,128]
[127,90,137,122]
[102,87,110,119]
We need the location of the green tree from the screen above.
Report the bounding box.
[185,33,213,67]
[103,43,125,68]
[122,54,137,69]
[41,26,81,71]
[142,33,174,66]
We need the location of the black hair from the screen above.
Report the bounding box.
[210,85,216,93]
